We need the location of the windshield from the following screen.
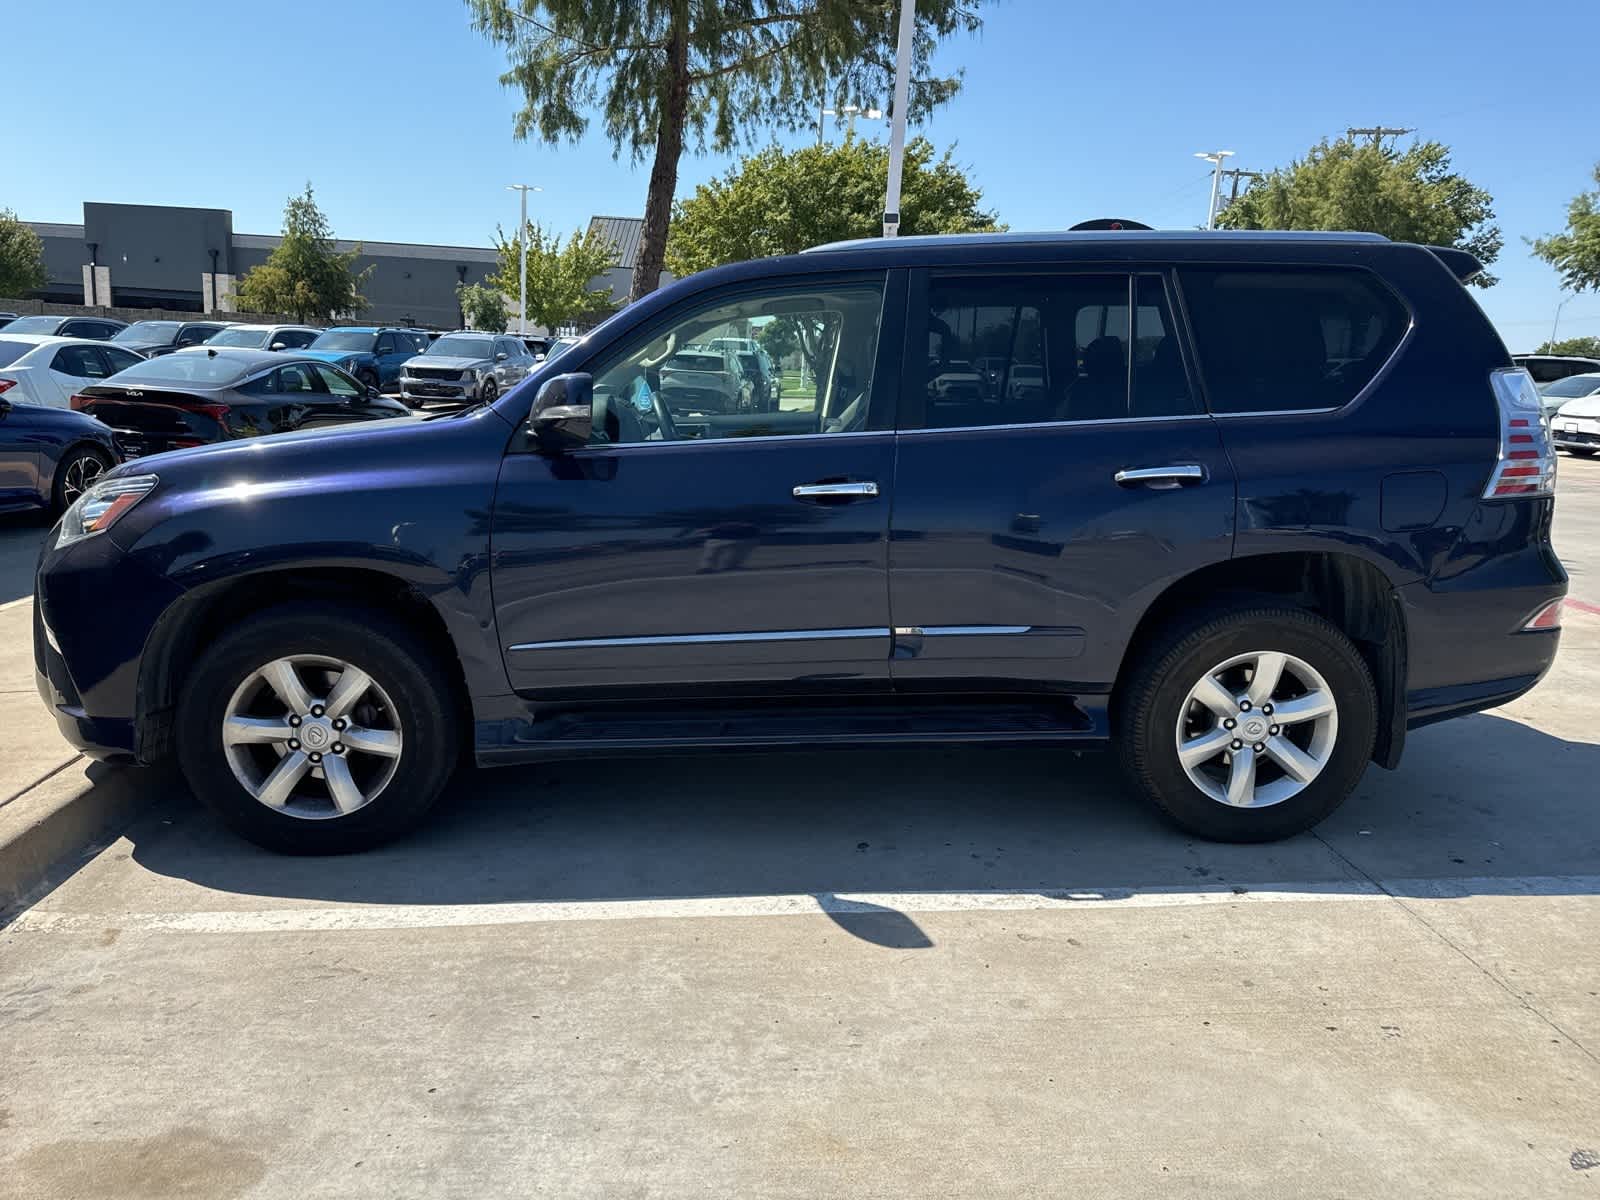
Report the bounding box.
[205,327,272,348]
[544,337,580,362]
[0,339,35,367]
[109,353,249,385]
[1540,375,1600,398]
[428,335,494,358]
[3,316,63,334]
[112,321,181,344]
[310,330,375,352]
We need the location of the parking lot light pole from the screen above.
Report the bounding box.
[506,184,542,334]
[882,0,915,238]
[1194,151,1234,230]
[1551,293,1574,349]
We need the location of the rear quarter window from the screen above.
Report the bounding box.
[1179,267,1409,414]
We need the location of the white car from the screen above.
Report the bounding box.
[1550,374,1600,458]
[0,334,146,410]
[1536,371,1600,420]
[204,323,323,351]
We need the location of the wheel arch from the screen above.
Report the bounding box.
[1113,550,1408,768]
[135,566,473,764]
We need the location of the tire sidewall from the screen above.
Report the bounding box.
[175,605,457,853]
[1129,612,1376,842]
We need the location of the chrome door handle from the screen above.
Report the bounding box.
[1114,465,1206,488]
[793,480,879,499]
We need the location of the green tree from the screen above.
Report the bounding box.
[491,222,619,330]
[457,282,510,332]
[1534,335,1600,357]
[666,137,1000,275]
[1218,135,1501,286]
[467,0,989,301]
[235,185,372,321]
[0,207,48,297]
[1532,163,1600,294]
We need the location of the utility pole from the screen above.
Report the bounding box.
[882,0,915,238]
[505,183,541,334]
[1347,125,1414,148]
[1219,167,1262,207]
[1194,150,1235,230]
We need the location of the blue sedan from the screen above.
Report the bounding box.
[0,392,121,515]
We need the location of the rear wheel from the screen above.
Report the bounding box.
[52,446,109,514]
[175,603,460,853]
[1117,605,1376,842]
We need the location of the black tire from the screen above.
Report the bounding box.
[480,378,498,404]
[1116,605,1377,842]
[358,368,381,392]
[1565,447,1596,457]
[52,445,110,515]
[175,602,460,854]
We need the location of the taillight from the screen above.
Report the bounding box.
[193,402,231,423]
[70,393,91,410]
[0,378,16,394]
[1483,368,1556,499]
[1522,599,1564,630]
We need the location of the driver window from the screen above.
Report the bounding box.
[589,280,884,445]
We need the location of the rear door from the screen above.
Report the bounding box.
[888,268,1237,697]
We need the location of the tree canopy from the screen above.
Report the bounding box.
[1532,163,1600,295]
[0,208,48,298]
[457,282,510,333]
[467,0,988,300]
[666,137,1000,275]
[491,222,619,331]
[1534,335,1600,358]
[1218,135,1501,286]
[235,185,371,321]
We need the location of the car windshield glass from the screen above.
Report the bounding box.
[429,336,494,357]
[112,321,181,344]
[108,353,249,385]
[1541,376,1600,398]
[309,330,375,352]
[0,339,35,366]
[205,328,271,348]
[3,316,61,334]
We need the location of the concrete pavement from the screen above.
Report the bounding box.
[1,459,1599,1197]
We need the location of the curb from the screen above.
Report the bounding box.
[0,757,153,914]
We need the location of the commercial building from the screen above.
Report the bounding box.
[22,202,662,330]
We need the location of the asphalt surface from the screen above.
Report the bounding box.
[2,455,1599,1198]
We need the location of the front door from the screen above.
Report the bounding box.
[491,273,900,700]
[888,269,1237,697]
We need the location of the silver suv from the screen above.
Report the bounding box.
[399,332,536,407]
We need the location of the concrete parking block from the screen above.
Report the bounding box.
[0,759,153,913]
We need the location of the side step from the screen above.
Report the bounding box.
[478,696,1109,762]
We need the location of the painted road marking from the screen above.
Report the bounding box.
[10,875,1600,935]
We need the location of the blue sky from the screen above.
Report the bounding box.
[6,0,1597,347]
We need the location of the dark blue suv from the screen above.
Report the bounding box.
[34,231,1566,852]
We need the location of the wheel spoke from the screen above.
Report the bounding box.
[322,665,373,720]
[1225,747,1257,806]
[261,660,313,714]
[1178,727,1233,768]
[342,725,401,758]
[1264,736,1323,784]
[1191,674,1240,720]
[322,755,365,814]
[1246,652,1287,706]
[1271,690,1335,725]
[253,751,311,809]
[223,716,296,746]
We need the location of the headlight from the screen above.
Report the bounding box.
[56,474,159,548]
[342,357,360,370]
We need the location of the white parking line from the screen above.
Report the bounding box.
[12,875,1600,935]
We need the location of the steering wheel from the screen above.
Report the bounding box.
[649,384,678,441]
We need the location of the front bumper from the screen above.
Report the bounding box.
[1552,413,1600,450]
[401,374,480,404]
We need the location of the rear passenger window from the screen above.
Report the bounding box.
[911,274,1197,429]
[1178,267,1408,414]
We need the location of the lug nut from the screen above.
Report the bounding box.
[1252,742,1265,753]
[311,705,325,718]
[1239,700,1252,712]
[1269,725,1280,736]
[1262,703,1274,715]
[1223,718,1236,729]
[308,751,322,764]
[331,743,345,755]
[287,739,300,751]
[288,714,302,727]
[332,718,347,731]
[1230,739,1242,750]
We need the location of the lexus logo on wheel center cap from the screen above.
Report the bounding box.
[300,724,330,749]
[1241,718,1268,740]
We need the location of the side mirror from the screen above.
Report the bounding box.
[529,373,592,451]
[270,342,286,351]
[495,352,509,362]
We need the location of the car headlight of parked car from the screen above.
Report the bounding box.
[56,474,159,549]
[341,357,361,372]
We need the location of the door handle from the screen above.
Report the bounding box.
[792,480,880,500]
[1113,464,1206,488]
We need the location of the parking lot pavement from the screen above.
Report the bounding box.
[2,461,1599,1197]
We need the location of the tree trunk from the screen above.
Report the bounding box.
[631,16,689,303]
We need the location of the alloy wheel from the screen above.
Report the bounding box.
[61,454,106,505]
[221,655,403,819]
[1174,650,1339,809]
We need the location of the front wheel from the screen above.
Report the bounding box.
[1117,605,1376,842]
[358,368,381,393]
[175,603,460,853]
[52,446,110,514]
[479,378,498,404]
